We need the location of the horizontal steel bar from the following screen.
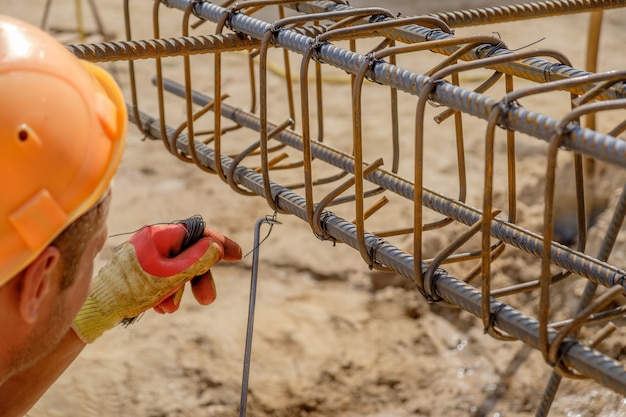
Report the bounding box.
[427,0,626,28]
[288,1,626,100]
[68,33,258,62]
[67,24,331,62]
[130,104,626,395]
[161,0,626,168]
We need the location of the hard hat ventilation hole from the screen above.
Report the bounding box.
[16,125,41,146]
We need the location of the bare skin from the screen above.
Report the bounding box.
[0,331,85,417]
[0,195,110,416]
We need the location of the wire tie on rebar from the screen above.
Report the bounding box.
[190,0,206,20]
[495,99,513,130]
[431,269,447,303]
[367,238,385,270]
[266,23,283,48]
[137,115,158,141]
[426,78,446,108]
[417,267,445,304]
[415,258,447,304]
[484,303,507,335]
[552,122,574,148]
[424,28,445,41]
[542,62,564,83]
[311,35,329,64]
[368,13,389,23]
[141,123,158,141]
[550,339,577,369]
[476,40,505,59]
[223,6,241,32]
[363,53,383,84]
[320,211,335,244]
[314,210,337,245]
[271,189,288,215]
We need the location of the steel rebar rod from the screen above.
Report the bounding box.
[67,32,258,61]
[287,1,626,101]
[67,23,335,62]
[130,105,626,394]
[427,0,626,28]
[160,0,626,168]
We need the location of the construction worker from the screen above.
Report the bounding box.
[0,15,242,416]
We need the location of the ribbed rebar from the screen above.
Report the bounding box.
[131,104,626,394]
[67,23,332,62]
[158,77,626,291]
[68,33,258,61]
[287,1,626,101]
[428,0,626,28]
[162,0,626,168]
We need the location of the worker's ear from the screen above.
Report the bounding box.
[18,246,61,324]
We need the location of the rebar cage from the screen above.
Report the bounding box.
[57,0,626,414]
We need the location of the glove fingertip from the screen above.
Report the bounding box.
[154,296,181,314]
[223,240,243,262]
[191,273,217,305]
[203,228,242,262]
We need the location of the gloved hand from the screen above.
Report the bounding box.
[152,227,242,314]
[72,222,242,343]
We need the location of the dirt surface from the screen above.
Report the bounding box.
[5,1,626,416]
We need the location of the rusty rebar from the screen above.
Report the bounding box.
[287,1,626,101]
[428,0,626,28]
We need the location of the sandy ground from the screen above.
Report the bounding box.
[4,0,626,416]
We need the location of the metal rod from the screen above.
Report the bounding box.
[239,214,280,417]
[66,23,334,62]
[429,0,625,27]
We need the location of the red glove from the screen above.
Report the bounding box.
[73,222,242,343]
[153,226,242,314]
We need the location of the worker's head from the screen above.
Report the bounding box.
[0,14,126,370]
[0,14,126,286]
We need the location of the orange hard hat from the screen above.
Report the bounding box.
[0,15,126,285]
